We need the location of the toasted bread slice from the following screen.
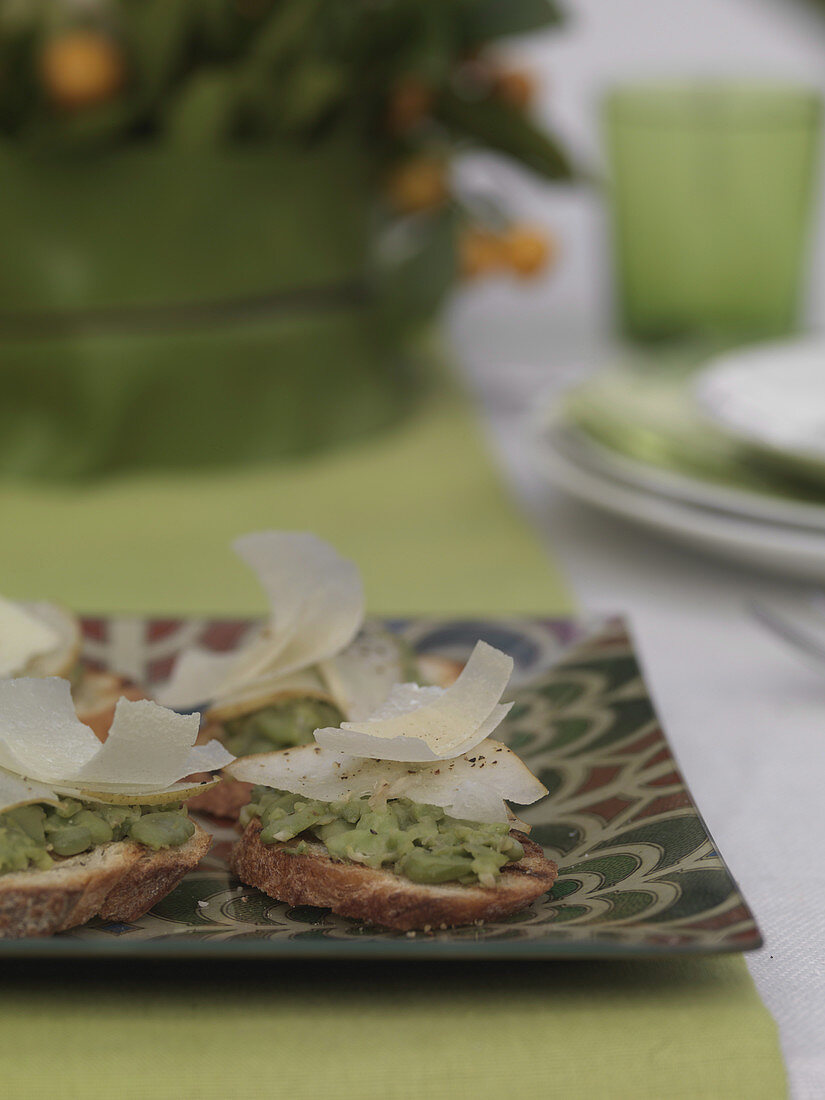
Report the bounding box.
[230,820,557,931]
[0,821,211,939]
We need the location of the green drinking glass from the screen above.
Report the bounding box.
[604,81,822,342]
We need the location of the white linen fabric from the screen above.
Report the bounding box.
[450,304,825,1100]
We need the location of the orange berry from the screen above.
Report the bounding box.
[39,30,126,111]
[385,157,448,214]
[386,78,434,134]
[459,227,503,279]
[494,69,537,110]
[501,225,557,278]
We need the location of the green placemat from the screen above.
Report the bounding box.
[0,382,785,1098]
[0,385,568,617]
[0,955,785,1100]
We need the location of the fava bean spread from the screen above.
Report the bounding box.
[242,786,524,887]
[222,699,343,756]
[0,799,194,874]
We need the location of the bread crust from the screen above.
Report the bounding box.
[230,821,557,931]
[0,821,211,939]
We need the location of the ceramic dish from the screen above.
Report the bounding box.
[1,614,761,959]
[695,338,825,485]
[536,412,825,582]
[553,412,825,533]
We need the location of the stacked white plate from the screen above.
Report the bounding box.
[534,339,825,581]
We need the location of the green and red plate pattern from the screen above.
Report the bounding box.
[9,615,761,958]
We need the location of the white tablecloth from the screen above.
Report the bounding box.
[450,298,825,1100]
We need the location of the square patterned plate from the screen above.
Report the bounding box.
[3,615,761,959]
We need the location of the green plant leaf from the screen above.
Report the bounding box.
[460,0,565,42]
[437,89,576,181]
[278,60,346,131]
[246,0,320,69]
[163,67,238,148]
[125,0,196,104]
[396,4,455,85]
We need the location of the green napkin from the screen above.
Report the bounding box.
[0,384,785,1098]
[563,359,825,502]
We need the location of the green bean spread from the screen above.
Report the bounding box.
[242,787,524,887]
[0,798,195,875]
[221,698,344,755]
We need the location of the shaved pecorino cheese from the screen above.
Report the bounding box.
[0,678,232,795]
[156,532,364,710]
[315,640,512,762]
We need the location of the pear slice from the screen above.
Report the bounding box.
[55,778,220,806]
[225,738,547,824]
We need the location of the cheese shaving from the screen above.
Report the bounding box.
[73,698,204,788]
[317,621,408,721]
[205,668,329,724]
[0,677,233,794]
[155,532,364,710]
[314,640,513,762]
[0,596,61,678]
[0,766,61,815]
[0,678,101,781]
[225,739,547,824]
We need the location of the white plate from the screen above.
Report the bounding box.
[695,339,825,479]
[553,416,825,533]
[534,417,825,582]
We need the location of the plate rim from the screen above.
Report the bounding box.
[533,411,825,581]
[546,405,825,533]
[695,337,825,474]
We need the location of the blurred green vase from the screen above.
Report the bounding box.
[604,81,822,342]
[0,139,426,479]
